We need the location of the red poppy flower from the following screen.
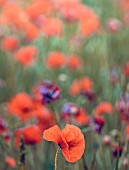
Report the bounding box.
[61,103,89,125]
[15,46,38,66]
[0,0,6,5]
[26,0,53,20]
[69,77,93,97]
[67,55,82,70]
[2,2,29,29]
[69,79,81,97]
[5,156,16,168]
[80,77,93,92]
[46,51,66,69]
[75,108,90,125]
[32,103,56,131]
[1,36,19,51]
[94,102,113,116]
[41,17,63,36]
[120,0,129,11]
[43,124,85,162]
[15,125,42,146]
[24,22,39,41]
[123,62,129,77]
[57,1,81,21]
[79,7,100,37]
[8,93,33,121]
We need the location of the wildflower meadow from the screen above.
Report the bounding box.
[0,0,129,170]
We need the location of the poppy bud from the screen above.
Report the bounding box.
[3,131,12,143]
[92,116,105,134]
[106,18,122,33]
[82,90,96,101]
[103,135,111,145]
[58,74,68,82]
[123,158,129,168]
[112,144,123,157]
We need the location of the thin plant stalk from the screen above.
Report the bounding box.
[54,147,60,170]
[19,136,26,170]
[115,140,121,170]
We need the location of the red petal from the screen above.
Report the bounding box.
[43,125,61,144]
[61,124,85,162]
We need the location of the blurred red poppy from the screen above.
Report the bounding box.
[24,22,39,41]
[26,0,53,20]
[46,51,66,69]
[76,108,90,125]
[41,17,63,36]
[1,2,29,29]
[1,36,19,51]
[69,76,93,96]
[120,0,129,11]
[67,55,82,70]
[123,62,129,77]
[15,125,42,146]
[94,102,113,116]
[32,103,56,131]
[79,7,100,37]
[69,79,81,97]
[5,156,16,168]
[15,46,38,66]
[61,103,90,125]
[57,1,82,21]
[8,93,33,121]
[0,0,6,5]
[80,77,93,92]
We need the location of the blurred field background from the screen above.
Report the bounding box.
[0,0,129,169]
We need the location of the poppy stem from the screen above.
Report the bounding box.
[115,139,121,170]
[82,155,88,170]
[82,127,91,133]
[19,136,26,170]
[50,104,60,124]
[54,147,60,170]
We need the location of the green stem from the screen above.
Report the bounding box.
[54,147,60,170]
[115,140,121,170]
[19,136,26,170]
[99,145,108,170]
[50,105,60,125]
[82,155,88,170]
[82,127,91,133]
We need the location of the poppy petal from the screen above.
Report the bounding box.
[43,125,61,144]
[61,124,85,162]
